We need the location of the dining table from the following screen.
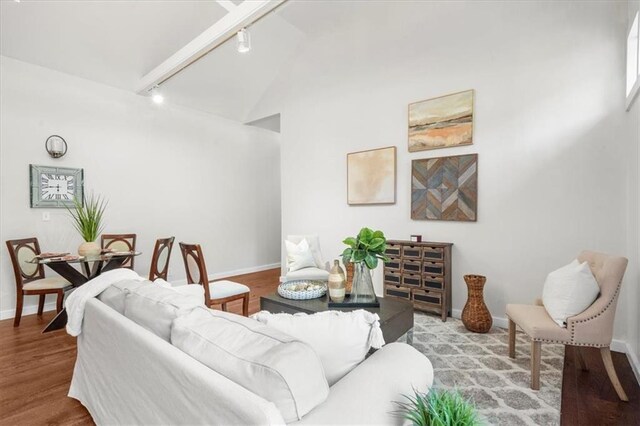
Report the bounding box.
[28,251,141,333]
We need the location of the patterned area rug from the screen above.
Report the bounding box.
[409,312,564,426]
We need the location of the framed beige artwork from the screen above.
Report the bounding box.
[408,89,474,152]
[347,146,396,205]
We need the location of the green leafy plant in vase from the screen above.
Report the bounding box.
[340,227,390,303]
[67,192,107,257]
[395,388,482,426]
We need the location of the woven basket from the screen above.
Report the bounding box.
[461,274,492,333]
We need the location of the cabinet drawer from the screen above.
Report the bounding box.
[385,258,402,272]
[385,244,402,258]
[385,285,411,301]
[422,261,444,276]
[413,289,442,308]
[401,273,421,288]
[423,247,444,261]
[423,275,444,291]
[384,271,401,286]
[402,245,422,259]
[402,259,422,274]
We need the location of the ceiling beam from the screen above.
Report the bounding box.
[135,0,285,94]
[215,0,237,13]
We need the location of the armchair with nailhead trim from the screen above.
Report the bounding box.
[505,251,629,401]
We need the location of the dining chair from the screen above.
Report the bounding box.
[149,237,175,281]
[101,233,137,269]
[506,251,629,401]
[6,238,72,327]
[179,242,250,316]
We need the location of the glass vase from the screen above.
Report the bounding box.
[351,262,376,303]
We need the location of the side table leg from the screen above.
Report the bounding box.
[406,328,414,345]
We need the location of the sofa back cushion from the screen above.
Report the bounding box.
[124,284,204,341]
[171,307,329,422]
[97,278,147,314]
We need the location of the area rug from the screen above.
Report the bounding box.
[409,312,563,426]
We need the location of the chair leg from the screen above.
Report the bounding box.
[600,347,629,401]
[37,294,45,317]
[242,293,250,317]
[508,319,516,359]
[575,346,588,371]
[13,292,24,327]
[221,303,228,312]
[531,340,541,390]
[56,291,64,313]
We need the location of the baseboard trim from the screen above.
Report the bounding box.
[451,308,510,329]
[171,263,280,286]
[0,302,58,321]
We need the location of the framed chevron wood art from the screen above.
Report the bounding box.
[411,154,478,221]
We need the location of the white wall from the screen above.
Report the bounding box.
[255,1,636,340]
[0,56,281,318]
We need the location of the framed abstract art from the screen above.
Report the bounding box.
[347,146,396,205]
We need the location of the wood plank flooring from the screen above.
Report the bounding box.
[1,266,638,425]
[561,345,640,425]
[0,268,281,426]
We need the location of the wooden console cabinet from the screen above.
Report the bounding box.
[383,240,453,321]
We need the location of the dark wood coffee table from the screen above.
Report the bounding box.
[260,293,414,344]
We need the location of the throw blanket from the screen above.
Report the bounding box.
[66,269,145,336]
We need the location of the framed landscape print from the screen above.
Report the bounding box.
[30,164,84,208]
[347,146,396,205]
[411,154,477,221]
[408,90,474,152]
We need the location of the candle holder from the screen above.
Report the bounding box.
[45,135,67,158]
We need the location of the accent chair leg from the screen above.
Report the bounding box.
[600,347,629,401]
[56,291,64,313]
[575,346,588,371]
[37,294,45,317]
[531,340,541,390]
[508,319,516,359]
[242,293,250,317]
[13,292,23,327]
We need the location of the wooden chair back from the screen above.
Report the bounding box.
[149,237,175,281]
[101,233,137,269]
[6,238,45,289]
[179,242,211,304]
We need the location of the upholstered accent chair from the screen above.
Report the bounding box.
[6,238,72,327]
[506,251,629,401]
[282,234,329,282]
[101,233,137,269]
[179,242,250,316]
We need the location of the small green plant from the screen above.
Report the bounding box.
[67,192,107,242]
[395,388,482,426]
[340,227,390,269]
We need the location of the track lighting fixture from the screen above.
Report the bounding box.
[237,28,251,53]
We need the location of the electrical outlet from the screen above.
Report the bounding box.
[42,211,50,221]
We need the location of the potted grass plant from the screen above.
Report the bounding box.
[340,227,390,302]
[395,388,482,426]
[67,192,107,256]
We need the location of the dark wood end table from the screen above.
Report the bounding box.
[260,293,414,344]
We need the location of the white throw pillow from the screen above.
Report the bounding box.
[287,235,325,269]
[172,307,329,422]
[542,259,600,327]
[97,278,148,314]
[285,238,317,272]
[124,284,204,341]
[252,309,385,386]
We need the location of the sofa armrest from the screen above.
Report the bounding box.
[293,343,433,425]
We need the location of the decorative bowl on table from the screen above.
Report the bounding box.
[278,280,327,300]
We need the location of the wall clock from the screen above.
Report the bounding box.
[30,165,84,208]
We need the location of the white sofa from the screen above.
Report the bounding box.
[69,297,434,425]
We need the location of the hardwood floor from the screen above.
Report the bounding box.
[561,345,640,425]
[1,266,638,426]
[0,268,281,426]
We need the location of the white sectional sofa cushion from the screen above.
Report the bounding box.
[252,309,385,386]
[172,307,329,422]
[124,284,204,341]
[97,278,147,314]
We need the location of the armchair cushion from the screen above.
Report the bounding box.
[542,260,600,326]
[285,238,317,272]
[506,304,571,343]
